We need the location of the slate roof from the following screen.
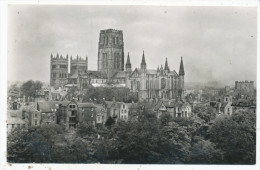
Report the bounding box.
[7,110,26,124]
[112,71,126,79]
[84,71,107,79]
[78,103,96,108]
[37,101,58,113]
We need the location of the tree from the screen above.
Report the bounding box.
[105,116,115,127]
[20,80,43,100]
[189,138,223,164]
[8,83,21,100]
[159,121,191,163]
[193,104,217,123]
[208,109,256,164]
[159,113,172,126]
[7,127,51,163]
[77,122,97,137]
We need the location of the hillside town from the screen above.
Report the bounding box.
[7,29,256,164]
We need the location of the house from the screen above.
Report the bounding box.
[153,100,192,118]
[37,101,60,125]
[95,104,108,126]
[105,97,129,122]
[78,102,97,126]
[127,102,139,121]
[210,95,233,115]
[7,110,27,133]
[21,105,42,126]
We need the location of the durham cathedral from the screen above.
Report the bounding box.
[50,29,185,101]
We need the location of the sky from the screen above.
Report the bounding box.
[7,5,257,85]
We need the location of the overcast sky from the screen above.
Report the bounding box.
[7,5,257,85]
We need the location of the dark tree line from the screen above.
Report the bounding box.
[7,108,256,164]
[8,80,43,101]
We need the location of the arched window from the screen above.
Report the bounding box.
[117,54,120,69]
[137,81,140,90]
[114,53,117,69]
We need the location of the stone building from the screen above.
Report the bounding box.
[126,52,185,101]
[235,81,254,93]
[50,53,69,88]
[49,28,185,101]
[98,29,124,80]
[70,55,88,75]
[210,95,233,116]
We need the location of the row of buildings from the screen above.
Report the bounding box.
[7,97,193,133]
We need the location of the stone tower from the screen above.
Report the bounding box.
[97,29,124,79]
[70,55,88,74]
[50,53,69,89]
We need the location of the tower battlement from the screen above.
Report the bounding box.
[50,53,68,61]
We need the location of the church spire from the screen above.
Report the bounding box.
[179,56,185,76]
[126,52,132,72]
[126,52,131,67]
[164,57,170,72]
[141,50,147,69]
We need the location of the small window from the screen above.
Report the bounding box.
[35,114,37,118]
[22,124,25,128]
[71,110,76,116]
[35,121,37,125]
[12,124,14,128]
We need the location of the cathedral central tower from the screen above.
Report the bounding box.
[98,29,124,79]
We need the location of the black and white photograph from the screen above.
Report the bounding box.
[1,0,259,169]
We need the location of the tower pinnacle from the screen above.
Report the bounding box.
[179,56,185,76]
[141,51,147,69]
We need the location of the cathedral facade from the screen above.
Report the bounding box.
[50,29,185,101]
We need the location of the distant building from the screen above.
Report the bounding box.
[235,81,254,93]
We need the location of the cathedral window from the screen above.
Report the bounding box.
[116,37,119,44]
[113,37,116,44]
[114,53,117,69]
[106,36,109,44]
[137,81,140,90]
[117,54,120,69]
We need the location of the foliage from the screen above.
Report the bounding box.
[189,138,223,164]
[8,83,21,99]
[105,116,115,127]
[193,104,217,123]
[77,122,97,137]
[20,80,43,99]
[7,108,256,164]
[208,110,256,164]
[7,127,51,163]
